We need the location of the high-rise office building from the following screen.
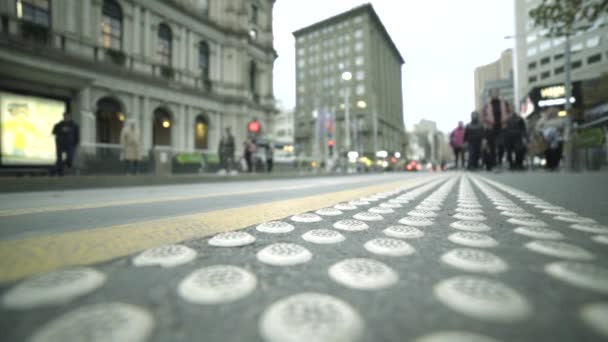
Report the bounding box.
[292,3,404,159]
[474,49,514,111]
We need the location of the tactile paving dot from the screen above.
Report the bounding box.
[333,219,370,231]
[450,221,491,232]
[542,209,578,216]
[500,211,535,218]
[408,210,438,218]
[209,231,256,247]
[453,212,487,221]
[329,258,398,290]
[433,276,531,322]
[569,223,608,234]
[178,265,256,304]
[301,229,346,244]
[28,302,153,342]
[315,207,343,216]
[507,217,548,227]
[458,203,483,209]
[256,221,295,234]
[364,238,415,256]
[496,205,522,212]
[399,216,434,227]
[416,204,442,211]
[383,225,424,239]
[525,240,594,260]
[535,204,565,211]
[353,212,384,221]
[133,244,197,267]
[413,331,502,342]
[334,203,358,211]
[545,262,608,294]
[389,198,411,204]
[259,292,364,342]
[555,215,596,224]
[455,207,484,214]
[592,235,608,245]
[349,200,371,206]
[441,249,507,273]
[290,213,323,223]
[513,226,564,240]
[448,232,498,248]
[257,243,313,266]
[360,196,380,202]
[2,268,106,309]
[368,206,394,214]
[380,202,402,209]
[580,303,608,338]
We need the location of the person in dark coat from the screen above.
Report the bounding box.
[218,127,235,172]
[481,88,512,171]
[52,111,79,176]
[504,113,528,170]
[464,111,484,170]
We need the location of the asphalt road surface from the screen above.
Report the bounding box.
[0,172,607,342]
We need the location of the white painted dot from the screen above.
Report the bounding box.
[257,243,313,266]
[209,231,256,247]
[28,302,153,342]
[256,221,295,234]
[453,212,487,221]
[413,331,502,342]
[349,200,371,206]
[409,210,438,218]
[2,268,106,310]
[383,225,424,239]
[368,206,394,214]
[545,262,608,294]
[441,249,507,273]
[329,258,398,290]
[399,216,434,227]
[555,216,597,224]
[448,232,498,248]
[500,211,534,218]
[133,244,197,268]
[302,229,346,244]
[507,217,548,227]
[592,235,608,245]
[580,303,608,338]
[259,292,364,342]
[570,223,608,234]
[526,240,594,260]
[364,238,415,256]
[315,207,344,216]
[450,221,491,232]
[353,212,384,221]
[178,265,257,304]
[433,276,531,322]
[513,226,564,240]
[333,219,369,231]
[379,202,402,209]
[291,213,323,223]
[334,203,358,211]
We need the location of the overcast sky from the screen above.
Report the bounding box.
[272,0,515,133]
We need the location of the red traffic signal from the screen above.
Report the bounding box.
[328,139,334,147]
[248,120,260,134]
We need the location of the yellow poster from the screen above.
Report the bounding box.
[1,91,65,165]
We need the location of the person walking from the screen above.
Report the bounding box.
[266,143,274,173]
[449,121,466,169]
[464,111,484,170]
[52,111,79,176]
[218,127,235,172]
[243,138,256,172]
[504,112,527,170]
[120,119,142,174]
[481,88,512,171]
[536,109,564,171]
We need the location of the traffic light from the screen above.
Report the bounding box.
[248,120,261,136]
[328,139,334,155]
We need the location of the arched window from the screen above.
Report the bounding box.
[249,60,257,94]
[101,0,122,49]
[199,41,210,80]
[157,24,172,65]
[17,0,50,27]
[194,115,209,149]
[153,108,172,146]
[96,97,124,144]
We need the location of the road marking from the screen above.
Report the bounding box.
[0,177,437,283]
[0,177,393,218]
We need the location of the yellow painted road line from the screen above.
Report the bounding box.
[0,177,385,218]
[0,175,443,283]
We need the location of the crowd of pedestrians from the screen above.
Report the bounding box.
[450,88,564,172]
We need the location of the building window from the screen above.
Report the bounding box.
[354,29,363,38]
[572,60,582,69]
[249,60,257,95]
[356,70,365,80]
[101,0,122,49]
[554,66,564,74]
[588,54,602,64]
[540,71,550,79]
[586,36,600,48]
[540,41,551,51]
[96,97,124,144]
[540,56,550,65]
[528,75,537,83]
[355,56,364,66]
[527,46,538,57]
[153,108,172,146]
[157,23,172,65]
[356,84,365,95]
[528,61,537,70]
[554,53,564,60]
[526,33,536,43]
[199,41,210,80]
[194,115,209,149]
[250,3,258,25]
[17,0,50,27]
[355,42,363,52]
[571,42,583,53]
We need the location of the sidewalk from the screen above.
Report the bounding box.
[0,171,356,193]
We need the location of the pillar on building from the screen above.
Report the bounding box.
[142,96,152,151]
[185,106,194,150]
[143,9,151,59]
[132,5,141,55]
[82,0,92,38]
[77,87,95,144]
